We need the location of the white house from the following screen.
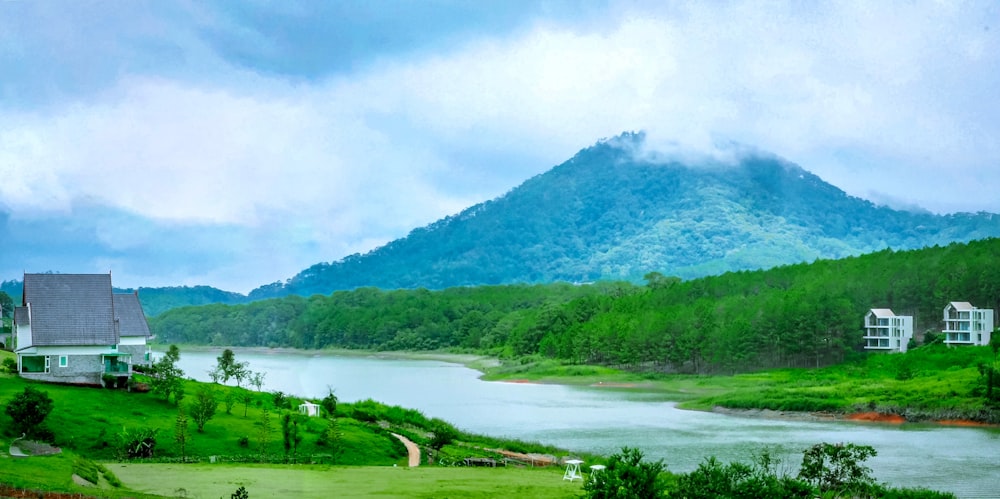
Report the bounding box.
[942,302,994,346]
[12,273,152,386]
[863,309,913,353]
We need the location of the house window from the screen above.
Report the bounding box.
[110,344,117,351]
[59,356,68,367]
[20,355,49,373]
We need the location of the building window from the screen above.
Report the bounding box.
[59,356,68,367]
[110,344,117,351]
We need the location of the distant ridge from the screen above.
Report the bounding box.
[249,132,1000,299]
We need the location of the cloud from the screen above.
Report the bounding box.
[2,0,999,291]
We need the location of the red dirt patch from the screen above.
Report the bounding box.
[936,419,995,427]
[845,412,906,424]
[504,379,537,384]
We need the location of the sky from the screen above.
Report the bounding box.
[1,1,998,293]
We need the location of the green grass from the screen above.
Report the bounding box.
[481,344,1000,421]
[107,463,584,499]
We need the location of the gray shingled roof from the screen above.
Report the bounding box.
[22,273,118,347]
[13,306,29,327]
[114,293,151,338]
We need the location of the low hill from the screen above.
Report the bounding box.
[251,132,1000,299]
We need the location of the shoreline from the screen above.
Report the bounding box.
[710,406,999,428]
[155,345,999,429]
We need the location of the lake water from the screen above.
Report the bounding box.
[170,349,1000,498]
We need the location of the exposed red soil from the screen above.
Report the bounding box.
[844,412,906,424]
[936,419,995,427]
[504,379,537,384]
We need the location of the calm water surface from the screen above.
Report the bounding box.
[171,349,1000,498]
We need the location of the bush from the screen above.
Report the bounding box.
[271,391,289,409]
[5,386,54,440]
[114,427,158,459]
[584,446,667,499]
[798,442,877,494]
[428,419,458,450]
[1,357,17,374]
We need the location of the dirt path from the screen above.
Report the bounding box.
[391,433,421,467]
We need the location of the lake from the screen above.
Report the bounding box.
[170,349,1000,498]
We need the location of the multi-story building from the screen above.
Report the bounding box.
[942,302,994,346]
[863,308,913,353]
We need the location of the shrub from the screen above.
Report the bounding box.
[584,447,667,499]
[5,386,54,440]
[1,357,17,374]
[798,442,877,494]
[190,386,218,432]
[114,427,158,459]
[428,419,458,450]
[271,391,289,409]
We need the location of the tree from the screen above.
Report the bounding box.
[281,412,303,463]
[320,387,338,417]
[216,349,237,383]
[583,446,666,499]
[798,442,877,494]
[0,290,13,319]
[250,370,266,392]
[428,419,457,451]
[232,362,250,388]
[174,407,190,462]
[5,386,54,440]
[316,417,344,462]
[257,407,272,462]
[149,345,185,405]
[190,386,218,432]
[241,391,254,417]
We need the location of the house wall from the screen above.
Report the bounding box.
[18,345,123,385]
[19,354,104,385]
[119,343,150,365]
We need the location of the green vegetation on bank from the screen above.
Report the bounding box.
[482,340,1000,422]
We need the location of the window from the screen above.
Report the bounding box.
[110,344,117,351]
[59,356,68,367]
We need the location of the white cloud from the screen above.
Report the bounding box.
[2,0,999,290]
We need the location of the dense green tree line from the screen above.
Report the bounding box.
[152,239,1000,373]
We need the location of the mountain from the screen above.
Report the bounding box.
[249,132,1000,299]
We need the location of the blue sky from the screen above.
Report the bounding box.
[2,1,999,293]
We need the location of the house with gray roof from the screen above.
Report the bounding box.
[12,273,151,386]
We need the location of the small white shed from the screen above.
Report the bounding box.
[299,401,321,417]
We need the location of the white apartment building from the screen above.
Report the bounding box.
[863,308,913,353]
[942,302,994,346]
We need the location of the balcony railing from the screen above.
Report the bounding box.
[104,364,131,374]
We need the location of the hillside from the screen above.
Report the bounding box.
[152,238,1000,377]
[250,132,1000,299]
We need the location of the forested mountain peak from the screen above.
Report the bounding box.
[249,132,1000,299]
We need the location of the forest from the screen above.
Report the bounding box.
[151,238,1000,374]
[247,133,1000,299]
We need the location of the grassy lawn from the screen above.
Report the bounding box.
[107,463,584,499]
